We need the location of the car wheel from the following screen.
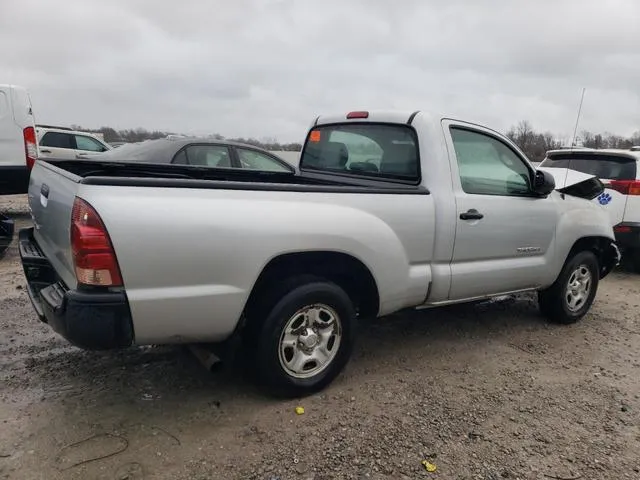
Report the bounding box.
[251,278,356,397]
[538,251,599,324]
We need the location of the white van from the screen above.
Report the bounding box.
[0,84,37,195]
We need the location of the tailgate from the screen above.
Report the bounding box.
[28,161,82,289]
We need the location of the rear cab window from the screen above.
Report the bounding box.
[299,123,420,183]
[540,152,637,180]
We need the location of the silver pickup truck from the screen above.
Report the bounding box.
[19,110,620,396]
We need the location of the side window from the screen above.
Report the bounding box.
[236,148,292,172]
[172,150,188,165]
[40,132,74,149]
[450,127,532,196]
[185,145,232,168]
[75,135,106,152]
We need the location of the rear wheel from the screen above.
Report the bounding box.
[538,251,599,324]
[246,277,356,397]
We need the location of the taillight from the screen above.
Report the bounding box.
[23,126,37,170]
[71,197,123,287]
[606,180,640,195]
[614,224,632,233]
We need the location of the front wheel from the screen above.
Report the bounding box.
[538,251,600,324]
[251,279,356,397]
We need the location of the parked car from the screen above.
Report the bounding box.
[19,110,619,396]
[0,84,37,195]
[90,137,296,173]
[36,125,112,160]
[539,148,640,271]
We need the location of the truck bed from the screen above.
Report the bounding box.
[45,159,428,194]
[26,158,436,345]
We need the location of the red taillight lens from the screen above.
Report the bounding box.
[606,180,640,195]
[71,197,123,287]
[23,126,37,170]
[614,224,632,233]
[346,111,369,119]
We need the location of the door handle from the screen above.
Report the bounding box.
[39,149,51,153]
[460,209,484,220]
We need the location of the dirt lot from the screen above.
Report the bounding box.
[1,198,639,480]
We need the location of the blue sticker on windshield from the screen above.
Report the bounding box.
[597,192,612,205]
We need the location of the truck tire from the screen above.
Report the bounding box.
[249,277,356,397]
[538,251,599,324]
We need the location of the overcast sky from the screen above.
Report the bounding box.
[1,0,639,141]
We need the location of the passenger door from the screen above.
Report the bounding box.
[444,121,558,300]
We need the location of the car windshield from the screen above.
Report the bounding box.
[299,123,419,182]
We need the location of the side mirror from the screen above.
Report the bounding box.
[533,170,555,196]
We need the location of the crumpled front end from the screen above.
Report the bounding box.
[537,167,605,200]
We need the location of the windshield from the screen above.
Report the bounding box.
[540,152,637,180]
[299,123,420,182]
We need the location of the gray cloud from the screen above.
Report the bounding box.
[1,0,638,141]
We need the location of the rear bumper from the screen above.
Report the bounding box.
[18,227,134,350]
[614,222,640,251]
[0,214,14,258]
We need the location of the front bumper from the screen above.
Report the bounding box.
[595,238,621,280]
[18,227,134,350]
[613,222,640,251]
[0,213,14,258]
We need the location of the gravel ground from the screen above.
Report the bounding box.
[0,201,639,480]
[0,195,29,217]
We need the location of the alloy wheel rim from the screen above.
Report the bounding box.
[278,304,342,379]
[565,265,592,312]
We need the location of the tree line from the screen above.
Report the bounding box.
[72,126,302,151]
[73,122,640,162]
[506,120,640,163]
